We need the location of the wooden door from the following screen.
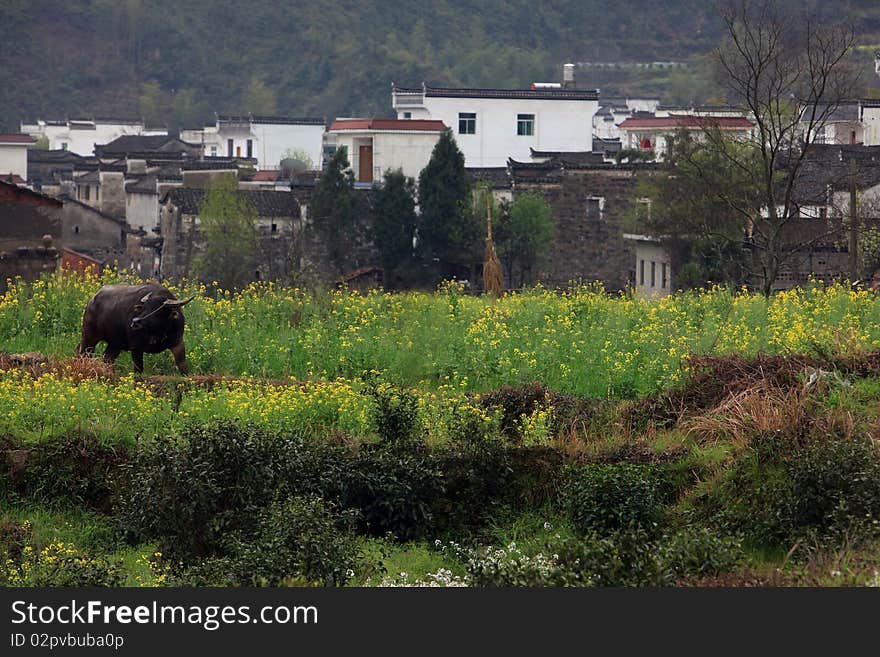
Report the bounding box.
[358,145,373,183]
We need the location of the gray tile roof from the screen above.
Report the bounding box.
[160,187,300,217]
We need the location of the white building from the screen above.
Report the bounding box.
[20,118,166,156]
[182,115,326,171]
[617,115,755,160]
[623,233,672,298]
[593,97,661,141]
[391,82,599,167]
[327,119,446,184]
[864,101,880,146]
[0,133,35,181]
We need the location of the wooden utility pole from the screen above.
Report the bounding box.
[850,157,859,281]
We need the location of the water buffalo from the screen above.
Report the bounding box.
[76,283,195,374]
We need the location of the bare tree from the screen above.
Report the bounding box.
[709,0,857,294]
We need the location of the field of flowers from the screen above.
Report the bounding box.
[7,272,880,588]
[2,271,880,445]
[4,272,880,398]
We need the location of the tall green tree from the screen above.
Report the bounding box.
[194,175,259,290]
[373,168,417,288]
[417,129,476,283]
[496,193,555,288]
[309,146,360,274]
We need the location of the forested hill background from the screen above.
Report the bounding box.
[2,0,880,132]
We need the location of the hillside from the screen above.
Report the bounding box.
[2,0,880,131]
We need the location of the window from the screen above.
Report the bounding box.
[61,143,68,151]
[851,130,857,145]
[636,198,652,221]
[517,114,535,136]
[459,112,476,135]
[651,261,656,288]
[227,139,234,157]
[585,196,604,220]
[639,259,645,286]
[246,139,253,159]
[403,111,412,119]
[74,225,79,235]
[661,262,668,289]
[210,145,217,157]
[84,185,90,201]
[271,222,277,233]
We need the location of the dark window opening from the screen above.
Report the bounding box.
[74,225,79,234]
[517,114,535,136]
[227,139,234,157]
[661,262,668,289]
[246,139,253,159]
[83,186,90,201]
[459,112,476,135]
[651,261,656,288]
[254,270,261,281]
[639,259,645,285]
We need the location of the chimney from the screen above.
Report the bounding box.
[563,63,575,88]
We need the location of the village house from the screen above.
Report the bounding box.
[0,180,63,290]
[157,186,305,282]
[617,114,755,160]
[60,195,149,272]
[0,133,36,182]
[622,233,672,298]
[326,118,447,184]
[181,114,326,171]
[593,97,660,143]
[27,149,95,196]
[391,65,599,167]
[20,117,166,156]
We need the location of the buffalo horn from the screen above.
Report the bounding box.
[163,295,195,307]
[139,292,152,303]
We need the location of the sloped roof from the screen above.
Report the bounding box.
[60,195,130,228]
[618,116,755,130]
[0,179,63,206]
[95,135,196,154]
[394,84,599,101]
[161,187,300,217]
[0,133,36,144]
[329,119,446,132]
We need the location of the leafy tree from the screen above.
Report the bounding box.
[496,193,555,288]
[417,129,477,283]
[138,80,164,126]
[637,130,760,288]
[373,168,417,288]
[194,175,259,290]
[309,146,361,274]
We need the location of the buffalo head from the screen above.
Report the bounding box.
[130,292,195,332]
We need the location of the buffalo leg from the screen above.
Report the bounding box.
[103,345,121,365]
[171,342,188,375]
[132,350,144,373]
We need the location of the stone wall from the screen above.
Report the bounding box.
[513,167,645,292]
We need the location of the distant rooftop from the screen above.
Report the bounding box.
[329,118,447,132]
[0,133,36,144]
[394,84,599,101]
[618,116,755,130]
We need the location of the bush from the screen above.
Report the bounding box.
[704,436,880,547]
[0,528,122,587]
[564,464,665,536]
[373,384,423,445]
[343,444,444,540]
[10,434,127,510]
[182,496,361,587]
[117,422,349,558]
[658,528,743,580]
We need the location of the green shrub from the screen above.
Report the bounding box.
[344,444,444,540]
[373,384,423,445]
[10,434,127,510]
[117,422,348,557]
[704,436,880,547]
[564,464,664,536]
[0,525,122,587]
[179,496,361,587]
[658,528,743,580]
